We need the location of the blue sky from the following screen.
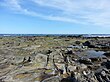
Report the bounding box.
[0,0,110,34]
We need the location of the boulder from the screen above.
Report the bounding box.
[83,41,91,46]
[80,64,87,70]
[68,65,77,72]
[78,58,92,65]
[11,56,24,65]
[34,53,47,68]
[35,54,47,63]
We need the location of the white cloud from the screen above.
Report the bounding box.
[1,0,22,10]
[1,0,110,26]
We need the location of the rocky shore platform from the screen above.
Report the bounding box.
[0,36,110,82]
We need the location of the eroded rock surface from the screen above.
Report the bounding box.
[0,36,110,82]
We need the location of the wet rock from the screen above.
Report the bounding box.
[83,41,91,46]
[78,58,93,65]
[103,52,110,57]
[101,59,110,69]
[83,41,96,48]
[89,57,101,62]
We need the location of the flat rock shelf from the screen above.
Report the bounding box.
[0,36,110,82]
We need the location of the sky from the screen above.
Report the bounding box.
[0,0,110,34]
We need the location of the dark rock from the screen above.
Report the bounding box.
[89,57,101,62]
[0,79,4,82]
[101,71,106,76]
[61,77,78,82]
[83,41,96,48]
[103,52,110,57]
[46,50,52,54]
[88,45,96,48]
[27,56,31,62]
[65,50,73,54]
[101,60,110,69]
[95,74,104,82]
[61,73,78,82]
[101,46,110,50]
[75,41,81,45]
[83,41,91,46]
[42,76,61,82]
[78,58,93,65]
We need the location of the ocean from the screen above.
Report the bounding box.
[0,34,110,37]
